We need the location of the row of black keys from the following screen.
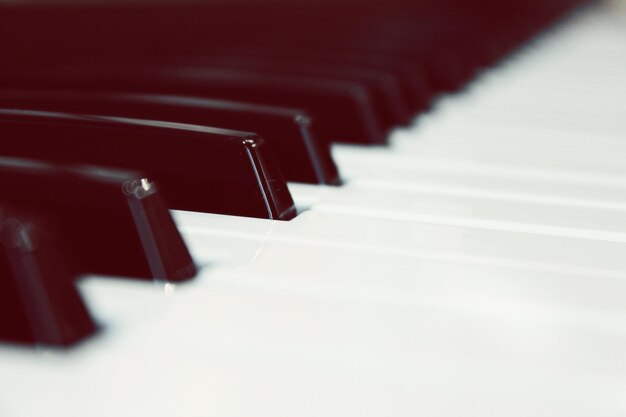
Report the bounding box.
[0,0,586,348]
[0,0,585,220]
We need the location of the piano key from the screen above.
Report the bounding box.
[150,67,384,144]
[170,54,413,129]
[332,145,626,207]
[287,182,626,244]
[199,44,432,112]
[0,208,96,346]
[192,242,626,318]
[385,122,626,176]
[401,105,626,149]
[0,65,388,145]
[0,158,196,281]
[280,34,472,92]
[1,0,577,58]
[0,0,572,139]
[222,30,469,93]
[174,211,626,277]
[2,251,625,416]
[0,90,339,185]
[432,95,626,137]
[0,109,296,220]
[199,5,521,90]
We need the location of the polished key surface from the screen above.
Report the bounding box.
[0,90,339,185]
[0,158,196,281]
[0,109,296,219]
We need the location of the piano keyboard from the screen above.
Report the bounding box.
[1,1,626,416]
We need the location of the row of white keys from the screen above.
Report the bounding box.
[288,182,626,243]
[1,2,626,416]
[3,262,626,417]
[6,201,626,417]
[3,213,626,416]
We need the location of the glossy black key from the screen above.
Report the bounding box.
[0,208,97,347]
[0,0,589,128]
[0,158,196,281]
[0,109,296,220]
[0,90,340,185]
[172,55,413,129]
[224,31,470,93]
[0,65,387,145]
[193,44,432,114]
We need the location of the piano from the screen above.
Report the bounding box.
[1,0,626,415]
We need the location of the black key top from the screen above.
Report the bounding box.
[0,65,387,145]
[171,55,413,129]
[0,207,96,347]
[0,90,340,185]
[0,109,296,220]
[194,44,432,114]
[162,67,381,144]
[1,0,588,74]
[0,158,196,281]
[233,32,470,93]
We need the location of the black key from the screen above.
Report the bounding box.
[194,44,432,114]
[0,65,387,145]
[0,157,196,281]
[0,90,340,185]
[230,31,470,93]
[0,109,297,220]
[1,0,589,72]
[0,207,96,347]
[171,55,413,129]
[0,0,588,123]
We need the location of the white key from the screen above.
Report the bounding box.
[2,257,626,417]
[175,210,626,276]
[334,145,626,208]
[288,183,626,243]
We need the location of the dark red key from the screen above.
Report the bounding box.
[0,90,340,185]
[169,54,413,129]
[0,108,296,220]
[0,64,387,145]
[0,157,197,281]
[0,207,96,347]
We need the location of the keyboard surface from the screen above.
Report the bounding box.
[1,2,626,416]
